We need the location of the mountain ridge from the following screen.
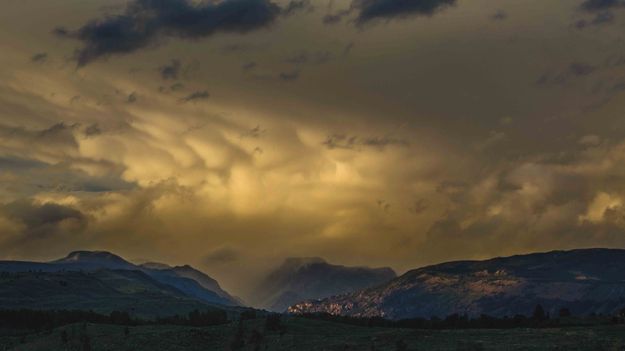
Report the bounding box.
[0,250,240,308]
[288,248,625,319]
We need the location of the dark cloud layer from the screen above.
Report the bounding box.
[159,59,182,80]
[3,200,87,237]
[575,11,615,28]
[322,134,408,150]
[180,90,210,103]
[282,0,314,16]
[353,0,457,23]
[0,157,47,171]
[580,0,625,11]
[321,0,456,25]
[53,0,461,66]
[536,62,598,86]
[30,53,48,64]
[56,0,282,66]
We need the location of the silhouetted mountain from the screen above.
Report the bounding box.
[289,248,625,319]
[141,265,240,306]
[254,257,396,312]
[0,250,241,309]
[169,265,244,305]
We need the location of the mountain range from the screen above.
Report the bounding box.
[5,248,625,320]
[0,251,241,317]
[252,257,396,312]
[288,248,625,320]
[0,251,394,316]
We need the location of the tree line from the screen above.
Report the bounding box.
[0,308,228,330]
[298,305,625,329]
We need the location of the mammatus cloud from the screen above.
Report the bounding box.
[55,0,283,66]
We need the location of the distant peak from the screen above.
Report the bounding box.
[54,250,131,266]
[140,262,172,270]
[65,250,120,259]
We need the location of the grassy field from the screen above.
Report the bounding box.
[1,317,625,350]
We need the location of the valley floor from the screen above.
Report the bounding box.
[2,317,625,351]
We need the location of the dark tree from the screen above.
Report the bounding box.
[395,339,407,351]
[110,311,132,325]
[240,310,257,320]
[229,320,245,350]
[558,308,571,318]
[82,334,91,351]
[370,340,377,351]
[61,330,69,344]
[532,304,546,321]
[249,329,263,351]
[264,314,283,332]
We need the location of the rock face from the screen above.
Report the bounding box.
[254,257,396,312]
[288,249,625,319]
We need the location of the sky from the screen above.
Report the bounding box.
[2,0,625,299]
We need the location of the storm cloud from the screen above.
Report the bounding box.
[2,200,87,237]
[56,0,283,66]
[6,0,625,299]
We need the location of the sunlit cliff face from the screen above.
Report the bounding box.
[2,0,625,298]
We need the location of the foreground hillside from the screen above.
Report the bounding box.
[253,257,395,312]
[289,249,625,319]
[0,270,216,318]
[2,317,625,351]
